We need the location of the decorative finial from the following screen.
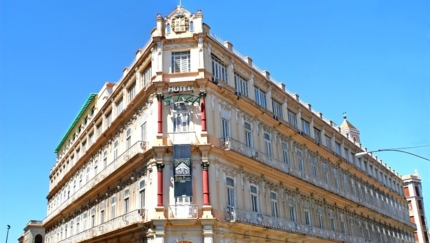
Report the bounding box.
[343,112,347,120]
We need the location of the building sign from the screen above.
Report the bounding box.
[174,158,191,182]
[173,145,192,197]
[168,85,193,93]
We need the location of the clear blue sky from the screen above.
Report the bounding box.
[1,0,429,241]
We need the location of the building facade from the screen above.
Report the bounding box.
[43,6,416,243]
[403,172,429,243]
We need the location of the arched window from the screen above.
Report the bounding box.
[35,234,42,243]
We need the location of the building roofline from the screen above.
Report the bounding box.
[54,93,97,153]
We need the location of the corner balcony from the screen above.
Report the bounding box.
[167,204,199,225]
[225,207,367,243]
[44,141,148,224]
[219,137,413,227]
[168,131,199,145]
[51,209,147,243]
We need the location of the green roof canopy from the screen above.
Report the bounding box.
[55,93,97,153]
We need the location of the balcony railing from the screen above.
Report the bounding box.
[219,137,413,227]
[49,210,145,243]
[168,205,198,219]
[225,207,369,243]
[45,141,148,224]
[168,131,198,145]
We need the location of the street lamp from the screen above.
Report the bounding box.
[5,225,10,243]
[355,148,430,161]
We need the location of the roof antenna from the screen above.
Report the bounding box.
[179,0,182,7]
[343,112,347,120]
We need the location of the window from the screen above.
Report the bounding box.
[97,123,102,136]
[343,174,349,193]
[272,99,283,119]
[116,98,124,116]
[270,192,278,218]
[335,142,341,155]
[106,111,112,128]
[289,203,296,222]
[281,142,290,165]
[126,128,132,150]
[314,128,321,144]
[139,180,146,209]
[172,51,190,73]
[173,103,190,132]
[113,140,119,160]
[222,118,230,138]
[103,151,108,168]
[297,150,304,171]
[322,164,329,183]
[211,54,228,82]
[317,209,324,228]
[89,133,94,146]
[254,87,267,108]
[311,156,317,178]
[100,202,105,224]
[142,65,152,87]
[111,196,116,219]
[244,122,252,147]
[128,82,136,102]
[264,132,272,157]
[301,119,310,135]
[227,178,235,209]
[325,135,332,150]
[234,72,248,96]
[305,210,311,226]
[340,214,346,234]
[94,160,98,176]
[250,185,258,212]
[86,166,90,183]
[288,110,297,127]
[124,189,130,213]
[79,173,83,188]
[333,169,339,188]
[141,122,147,142]
[91,207,95,228]
[344,148,349,162]
[369,165,373,177]
[330,212,336,231]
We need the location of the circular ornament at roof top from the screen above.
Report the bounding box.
[171,14,189,33]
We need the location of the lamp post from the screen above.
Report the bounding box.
[5,225,10,243]
[355,148,430,161]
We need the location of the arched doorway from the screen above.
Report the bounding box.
[35,234,43,243]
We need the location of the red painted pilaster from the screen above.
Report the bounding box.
[156,94,163,134]
[200,92,207,132]
[202,161,210,205]
[156,163,164,206]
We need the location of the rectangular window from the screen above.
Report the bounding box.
[330,216,336,231]
[113,140,119,160]
[234,72,248,96]
[141,122,147,142]
[297,150,304,171]
[126,128,132,150]
[211,54,228,82]
[272,99,283,119]
[314,128,321,144]
[250,185,258,212]
[94,160,98,176]
[116,98,124,116]
[344,148,349,162]
[139,180,146,209]
[88,133,94,146]
[222,119,230,138]
[173,103,190,132]
[86,167,90,183]
[318,211,324,228]
[111,196,116,219]
[270,192,278,218]
[83,213,87,230]
[254,87,267,108]
[226,178,236,209]
[305,210,311,226]
[103,151,108,168]
[106,111,112,128]
[311,156,317,178]
[369,165,373,176]
[172,51,190,73]
[142,65,152,87]
[128,82,136,102]
[100,210,105,224]
[97,123,102,136]
[325,135,332,150]
[288,110,297,127]
[333,169,339,188]
[244,122,252,147]
[323,164,329,183]
[91,208,95,228]
[124,189,130,213]
[281,142,290,165]
[264,132,272,157]
[289,205,296,222]
[343,174,349,193]
[335,142,341,155]
[301,119,310,135]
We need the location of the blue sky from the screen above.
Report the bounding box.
[1,0,430,241]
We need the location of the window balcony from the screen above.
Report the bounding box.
[218,137,414,227]
[168,131,199,145]
[44,141,149,224]
[225,207,367,243]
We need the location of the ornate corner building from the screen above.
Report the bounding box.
[43,6,416,243]
[403,172,430,243]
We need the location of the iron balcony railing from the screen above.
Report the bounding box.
[44,141,148,224]
[219,137,413,227]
